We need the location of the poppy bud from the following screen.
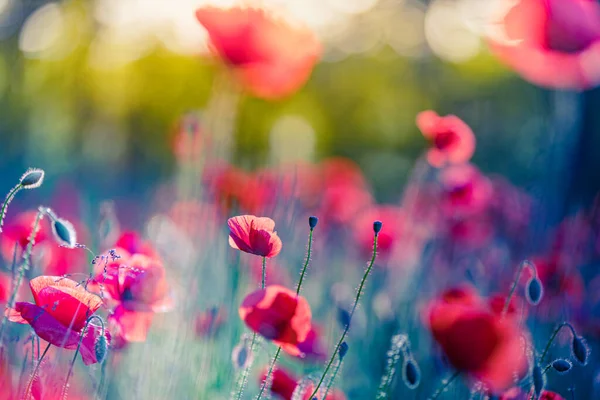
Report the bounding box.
[94,333,109,364]
[550,358,572,374]
[571,335,590,366]
[308,216,318,230]
[525,277,543,305]
[373,220,383,235]
[337,307,351,329]
[19,168,45,189]
[52,218,77,248]
[532,362,545,399]
[402,358,420,389]
[338,341,349,360]
[232,340,253,370]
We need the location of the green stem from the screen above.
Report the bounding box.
[296,228,314,295]
[233,333,257,400]
[261,256,266,289]
[0,184,22,233]
[539,322,576,363]
[502,260,535,316]
[24,342,51,399]
[322,357,343,399]
[429,371,460,400]
[256,346,282,400]
[308,234,379,399]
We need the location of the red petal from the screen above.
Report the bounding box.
[14,302,80,348]
[109,305,154,342]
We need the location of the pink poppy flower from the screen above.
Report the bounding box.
[228,215,282,258]
[426,285,528,393]
[440,164,493,218]
[416,111,475,167]
[499,387,565,400]
[488,0,600,89]
[7,276,106,365]
[195,6,321,99]
[258,367,346,400]
[90,249,173,343]
[239,285,311,356]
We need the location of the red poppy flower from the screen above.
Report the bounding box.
[440,164,493,218]
[416,111,475,168]
[488,0,600,89]
[7,276,106,365]
[30,359,91,400]
[0,272,11,304]
[114,231,159,259]
[90,250,172,342]
[258,367,346,400]
[499,387,565,400]
[239,285,311,356]
[195,6,321,99]
[228,215,282,258]
[194,307,227,338]
[426,285,527,393]
[295,326,327,361]
[488,293,527,321]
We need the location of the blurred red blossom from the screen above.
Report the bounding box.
[195,6,321,99]
[499,387,565,400]
[426,285,528,393]
[258,367,345,400]
[489,0,600,89]
[416,111,475,167]
[7,276,106,365]
[353,206,404,259]
[440,164,493,218]
[194,307,227,338]
[228,215,282,258]
[239,285,311,356]
[29,360,91,400]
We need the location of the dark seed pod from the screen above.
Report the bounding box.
[94,333,109,364]
[373,221,383,235]
[52,218,77,248]
[337,307,351,329]
[525,277,544,305]
[402,358,420,389]
[532,362,545,399]
[551,358,572,374]
[308,216,318,230]
[572,335,590,366]
[338,341,349,360]
[232,340,253,370]
[19,168,44,189]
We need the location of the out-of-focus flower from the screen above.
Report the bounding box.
[426,285,528,393]
[352,206,404,259]
[498,387,565,400]
[89,234,173,343]
[416,111,475,168]
[295,326,327,361]
[228,215,282,258]
[195,6,321,99]
[299,384,346,400]
[194,307,227,338]
[7,276,106,365]
[0,272,11,304]
[488,0,600,90]
[440,164,493,218]
[114,231,159,259]
[259,367,297,400]
[30,359,91,400]
[488,293,526,321]
[239,285,311,356]
[0,350,14,398]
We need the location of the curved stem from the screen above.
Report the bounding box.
[539,322,576,363]
[308,234,379,399]
[23,342,51,400]
[0,184,22,233]
[502,260,536,316]
[256,346,282,400]
[429,371,460,400]
[296,228,314,295]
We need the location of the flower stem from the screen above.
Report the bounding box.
[539,322,576,363]
[24,342,51,399]
[308,233,379,399]
[502,260,535,316]
[0,183,22,233]
[257,224,316,399]
[429,371,460,400]
[322,356,343,399]
[261,256,266,289]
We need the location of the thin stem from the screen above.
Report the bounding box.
[429,371,460,400]
[261,256,266,289]
[23,343,51,400]
[296,228,314,295]
[0,183,22,233]
[308,234,379,399]
[502,260,536,316]
[256,346,282,400]
[233,333,257,400]
[322,356,343,399]
[539,322,576,363]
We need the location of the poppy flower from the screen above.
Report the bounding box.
[114,231,159,259]
[228,215,282,258]
[426,285,528,393]
[0,272,11,304]
[30,359,91,400]
[295,326,327,361]
[259,367,346,400]
[195,6,321,99]
[90,249,172,343]
[499,387,565,400]
[416,111,475,168]
[7,276,106,365]
[239,285,311,356]
[488,0,600,90]
[488,293,527,321]
[194,307,227,338]
[440,164,493,218]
